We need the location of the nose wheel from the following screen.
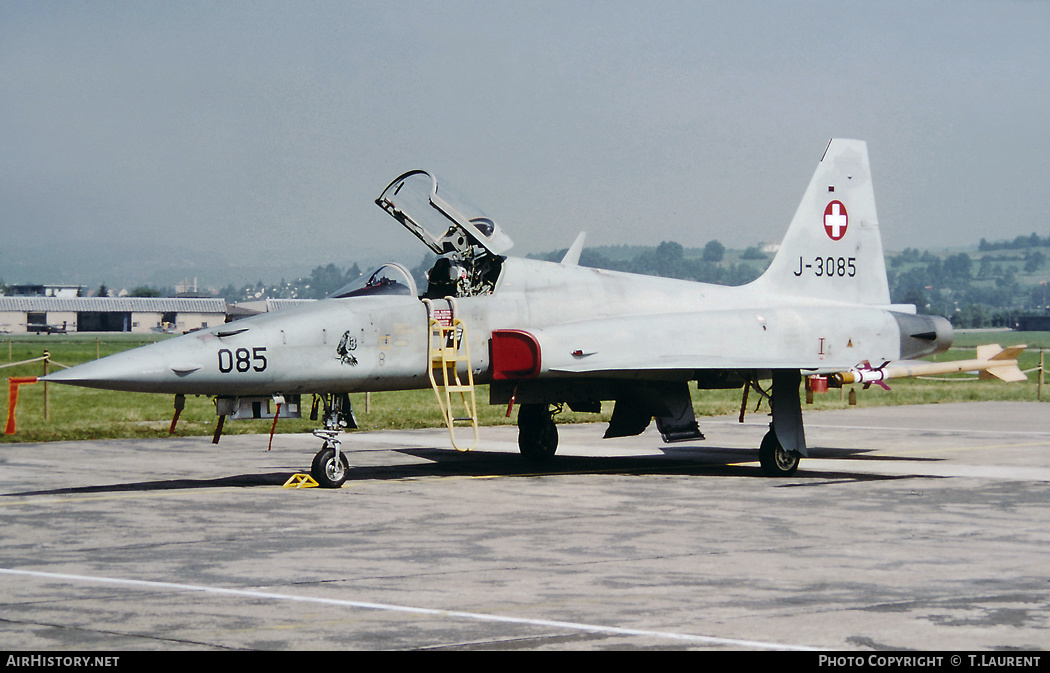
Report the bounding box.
[311,431,349,488]
[308,393,356,488]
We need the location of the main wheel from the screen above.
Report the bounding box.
[759,429,800,477]
[517,403,558,463]
[311,446,349,488]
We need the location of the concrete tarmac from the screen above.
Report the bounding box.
[1,401,1049,651]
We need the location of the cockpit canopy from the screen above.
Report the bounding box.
[376,170,514,257]
[329,263,417,300]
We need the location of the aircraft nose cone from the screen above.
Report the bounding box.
[41,349,172,392]
[39,337,208,393]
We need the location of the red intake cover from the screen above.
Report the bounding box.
[491,329,541,380]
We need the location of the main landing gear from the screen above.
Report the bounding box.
[515,400,804,477]
[758,427,801,477]
[517,403,559,463]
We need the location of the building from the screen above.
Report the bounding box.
[1012,314,1050,332]
[6,284,83,298]
[0,297,228,334]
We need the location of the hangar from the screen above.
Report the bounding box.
[0,297,227,334]
[1012,314,1050,331]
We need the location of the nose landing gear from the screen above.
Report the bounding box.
[309,393,356,488]
[311,435,349,488]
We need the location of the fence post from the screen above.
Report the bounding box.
[43,350,50,421]
[1039,349,1045,402]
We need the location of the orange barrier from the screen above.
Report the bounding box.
[6,377,39,435]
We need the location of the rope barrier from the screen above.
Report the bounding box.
[0,356,49,370]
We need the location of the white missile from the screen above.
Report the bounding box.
[833,345,1027,388]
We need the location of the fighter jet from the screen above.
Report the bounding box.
[43,139,1022,487]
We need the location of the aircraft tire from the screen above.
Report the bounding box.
[759,429,800,477]
[312,447,349,488]
[517,403,558,462]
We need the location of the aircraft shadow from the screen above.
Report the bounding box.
[4,445,941,497]
[796,447,940,463]
[4,473,292,498]
[361,445,932,483]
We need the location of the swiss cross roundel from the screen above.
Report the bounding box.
[824,201,848,240]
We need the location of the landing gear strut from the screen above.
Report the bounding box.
[517,403,559,463]
[309,393,356,488]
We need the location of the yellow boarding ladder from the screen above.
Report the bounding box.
[423,298,479,451]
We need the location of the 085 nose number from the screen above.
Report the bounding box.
[217,347,268,373]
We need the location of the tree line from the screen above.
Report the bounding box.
[979,232,1050,251]
[888,248,1047,328]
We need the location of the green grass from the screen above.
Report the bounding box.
[952,329,1050,349]
[2,333,1046,444]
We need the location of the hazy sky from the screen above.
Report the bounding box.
[2,0,1048,286]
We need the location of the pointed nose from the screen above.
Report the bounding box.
[42,345,202,393]
[40,330,220,394]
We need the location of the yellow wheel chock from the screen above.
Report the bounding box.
[283,474,319,489]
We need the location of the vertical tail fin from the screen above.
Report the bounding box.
[751,139,891,305]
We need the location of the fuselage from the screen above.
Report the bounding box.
[43,256,952,397]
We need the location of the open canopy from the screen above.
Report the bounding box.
[376,170,514,257]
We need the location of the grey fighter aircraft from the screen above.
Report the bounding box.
[43,139,1022,487]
